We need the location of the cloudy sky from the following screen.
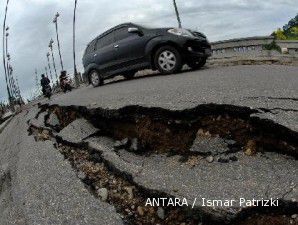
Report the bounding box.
[0,0,297,102]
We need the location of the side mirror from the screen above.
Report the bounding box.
[128,27,143,36]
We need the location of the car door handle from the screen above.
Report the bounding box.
[114,45,119,49]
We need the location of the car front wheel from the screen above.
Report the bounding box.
[154,46,182,74]
[90,70,103,87]
[187,57,207,70]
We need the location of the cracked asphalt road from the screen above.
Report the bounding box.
[47,65,298,132]
[1,65,297,225]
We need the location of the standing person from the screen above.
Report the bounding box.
[40,74,51,95]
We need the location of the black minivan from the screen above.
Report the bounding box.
[83,23,211,87]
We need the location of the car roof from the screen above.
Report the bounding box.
[86,23,139,47]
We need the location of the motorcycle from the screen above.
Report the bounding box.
[60,75,73,93]
[44,84,52,99]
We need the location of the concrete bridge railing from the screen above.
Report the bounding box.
[209,36,298,66]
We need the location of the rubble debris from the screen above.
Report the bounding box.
[187,156,200,167]
[46,113,60,129]
[157,207,165,220]
[97,188,108,202]
[114,140,123,149]
[225,139,237,145]
[114,138,131,150]
[124,186,134,200]
[130,138,141,152]
[137,206,144,216]
[35,130,50,141]
[58,118,99,143]
[190,136,229,155]
[244,140,257,156]
[206,156,214,163]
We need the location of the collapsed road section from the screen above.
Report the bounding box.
[28,103,298,225]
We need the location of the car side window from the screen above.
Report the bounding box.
[85,40,96,54]
[95,39,102,50]
[114,27,132,42]
[96,32,114,50]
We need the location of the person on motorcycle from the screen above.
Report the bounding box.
[40,74,51,95]
[59,70,72,93]
[59,70,67,84]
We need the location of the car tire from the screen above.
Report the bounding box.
[154,46,182,74]
[89,70,103,87]
[187,57,207,70]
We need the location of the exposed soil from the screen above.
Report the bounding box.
[45,106,79,131]
[57,145,202,225]
[236,214,296,225]
[40,104,297,158]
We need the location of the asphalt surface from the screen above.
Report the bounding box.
[0,107,123,225]
[48,65,298,131]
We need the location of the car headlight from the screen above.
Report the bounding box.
[168,28,194,38]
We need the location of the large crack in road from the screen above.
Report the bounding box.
[40,103,297,158]
[27,103,298,225]
[28,124,206,225]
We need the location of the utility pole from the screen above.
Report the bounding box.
[46,52,53,84]
[73,0,79,87]
[5,25,21,102]
[35,69,39,94]
[2,0,12,103]
[173,0,182,28]
[14,74,21,99]
[9,65,16,99]
[45,66,48,77]
[7,57,14,99]
[49,39,58,85]
[5,31,14,100]
[53,12,64,71]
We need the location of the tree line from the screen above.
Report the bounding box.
[272,14,298,40]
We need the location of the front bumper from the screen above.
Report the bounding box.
[182,39,212,60]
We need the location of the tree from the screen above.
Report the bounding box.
[290,26,298,35]
[275,28,287,40]
[282,13,298,36]
[283,14,298,32]
[273,14,298,40]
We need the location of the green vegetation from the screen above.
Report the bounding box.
[263,40,282,53]
[272,14,298,40]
